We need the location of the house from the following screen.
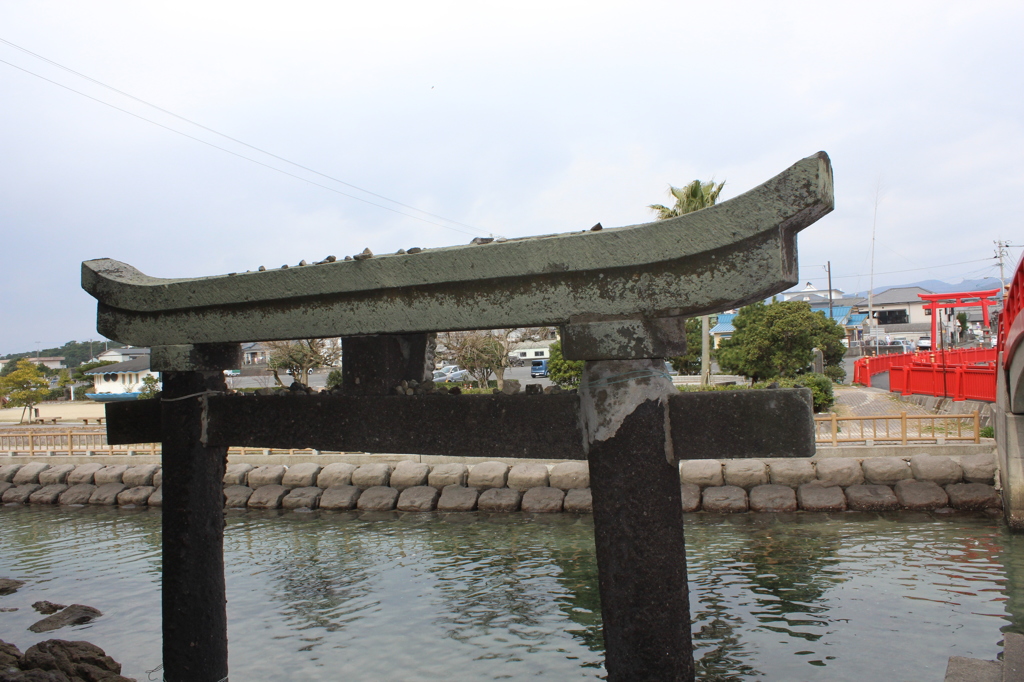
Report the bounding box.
[710,313,737,348]
[83,354,160,401]
[25,357,66,370]
[242,342,272,365]
[783,282,846,302]
[510,339,557,362]
[96,347,151,364]
[865,287,933,326]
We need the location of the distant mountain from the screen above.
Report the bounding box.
[854,277,1003,298]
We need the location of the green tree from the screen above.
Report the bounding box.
[139,374,161,399]
[668,317,710,375]
[547,341,584,389]
[0,360,51,422]
[717,300,846,382]
[267,338,341,386]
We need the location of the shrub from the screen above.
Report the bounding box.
[980,426,995,439]
[327,369,344,389]
[754,372,835,413]
[823,364,846,383]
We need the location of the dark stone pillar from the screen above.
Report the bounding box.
[342,333,434,395]
[160,369,229,682]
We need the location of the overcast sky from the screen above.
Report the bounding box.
[2,2,1022,355]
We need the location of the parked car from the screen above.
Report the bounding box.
[433,366,469,382]
[531,359,549,378]
[446,369,470,382]
[916,337,931,351]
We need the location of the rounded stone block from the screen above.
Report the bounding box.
[223,485,255,508]
[436,485,478,512]
[908,454,961,486]
[317,463,358,489]
[814,458,864,487]
[29,484,68,504]
[549,462,589,490]
[845,484,900,511]
[123,464,160,487]
[3,484,41,504]
[248,465,287,488]
[945,483,1001,510]
[723,460,768,490]
[357,486,399,511]
[390,462,430,491]
[702,486,748,513]
[319,485,362,511]
[282,463,323,489]
[521,487,564,513]
[149,486,163,507]
[117,486,156,506]
[768,460,816,488]
[748,484,798,512]
[58,484,96,505]
[507,463,550,491]
[397,485,440,512]
[428,463,468,489]
[13,462,50,485]
[38,464,76,486]
[94,465,129,486]
[90,482,127,505]
[0,464,23,483]
[248,485,289,509]
[223,463,254,487]
[153,469,163,488]
[797,483,847,512]
[477,487,521,512]
[352,463,392,490]
[680,483,701,513]
[0,481,11,498]
[67,464,104,486]
[282,486,324,509]
[894,479,948,510]
[862,457,911,485]
[563,488,592,513]
[679,460,723,488]
[467,462,510,490]
[959,454,997,485]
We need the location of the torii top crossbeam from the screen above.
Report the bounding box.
[918,289,1000,347]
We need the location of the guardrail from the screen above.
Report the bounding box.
[813,411,981,445]
[0,431,322,458]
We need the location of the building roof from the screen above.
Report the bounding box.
[710,313,737,335]
[83,357,151,375]
[26,357,65,362]
[871,286,933,305]
[848,313,869,325]
[876,322,931,334]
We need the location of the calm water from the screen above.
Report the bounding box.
[1,506,1022,681]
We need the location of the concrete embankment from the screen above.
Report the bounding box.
[0,452,1002,514]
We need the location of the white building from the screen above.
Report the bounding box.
[84,354,160,401]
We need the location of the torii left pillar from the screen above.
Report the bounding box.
[153,343,241,682]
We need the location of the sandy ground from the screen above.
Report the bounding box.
[0,401,105,423]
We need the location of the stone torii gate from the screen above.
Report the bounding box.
[83,152,834,682]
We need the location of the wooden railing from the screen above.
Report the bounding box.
[0,431,322,458]
[813,412,981,445]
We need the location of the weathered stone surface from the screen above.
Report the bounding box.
[748,484,798,512]
[814,458,864,487]
[282,486,323,510]
[797,483,847,512]
[223,485,254,508]
[723,460,768,490]
[352,463,392,490]
[58,484,96,505]
[317,462,357,488]
[32,601,66,615]
[507,463,549,491]
[397,485,440,512]
[356,486,399,511]
[247,484,289,509]
[959,454,997,484]
[148,486,163,507]
[38,464,76,486]
[390,461,430,491]
[247,465,286,488]
[702,486,748,513]
[122,464,160,487]
[945,483,1001,510]
[89,483,127,505]
[223,463,254,487]
[477,487,521,512]
[29,485,69,505]
[93,465,128,486]
[862,457,911,485]
[428,463,468,489]
[67,464,103,486]
[563,488,592,513]
[319,485,361,511]
[943,655,1002,682]
[908,454,961,485]
[12,462,49,485]
[28,605,103,633]
[893,479,948,510]
[521,487,564,513]
[548,461,589,490]
[0,578,25,595]
[2,484,41,504]
[467,462,510,490]
[436,485,478,511]
[768,460,815,487]
[116,486,155,506]
[845,484,900,511]
[0,464,23,483]
[0,481,11,498]
[19,638,131,682]
[680,483,701,512]
[679,459,723,487]
[282,463,323,489]
[0,639,21,675]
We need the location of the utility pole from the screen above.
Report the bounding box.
[827,261,833,320]
[995,240,1022,299]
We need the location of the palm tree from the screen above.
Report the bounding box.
[650,179,725,386]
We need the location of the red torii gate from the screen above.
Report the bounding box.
[919,289,1000,347]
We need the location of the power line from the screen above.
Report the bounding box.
[0,39,497,238]
[802,256,997,281]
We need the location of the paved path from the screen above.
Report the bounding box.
[833,385,933,417]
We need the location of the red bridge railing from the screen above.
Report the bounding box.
[1001,252,1024,369]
